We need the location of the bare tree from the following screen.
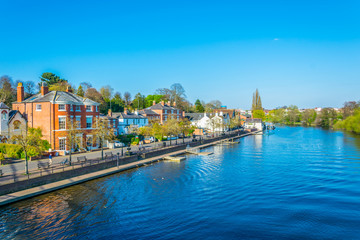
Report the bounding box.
[65,117,83,165]
[124,92,132,106]
[93,118,115,160]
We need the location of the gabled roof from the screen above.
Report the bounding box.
[112,112,147,119]
[8,110,26,122]
[21,91,100,105]
[146,103,180,111]
[138,109,160,116]
[185,113,206,121]
[0,102,10,109]
[245,118,263,123]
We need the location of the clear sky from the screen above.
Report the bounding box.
[1,0,359,109]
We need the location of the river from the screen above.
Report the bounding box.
[1,126,360,239]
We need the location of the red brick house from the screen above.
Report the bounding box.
[143,101,184,124]
[12,82,100,155]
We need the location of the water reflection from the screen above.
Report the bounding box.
[1,126,360,239]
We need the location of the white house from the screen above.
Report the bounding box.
[185,112,230,134]
[113,108,149,135]
[244,118,264,131]
[0,102,27,142]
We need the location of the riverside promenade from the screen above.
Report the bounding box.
[0,130,257,206]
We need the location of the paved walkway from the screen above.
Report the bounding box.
[0,137,199,176]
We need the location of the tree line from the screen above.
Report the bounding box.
[1,73,225,114]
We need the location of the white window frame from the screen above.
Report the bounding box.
[76,116,81,129]
[86,116,93,129]
[86,105,92,112]
[96,106,98,112]
[70,104,73,111]
[59,137,66,151]
[75,105,81,112]
[36,104,42,111]
[59,116,66,130]
[58,104,66,111]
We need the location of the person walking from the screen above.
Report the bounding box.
[48,154,53,166]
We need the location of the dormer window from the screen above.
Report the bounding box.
[58,104,66,111]
[36,104,42,111]
[86,105,92,112]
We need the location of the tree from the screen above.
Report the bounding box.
[315,108,338,128]
[11,127,47,174]
[112,92,124,112]
[65,117,83,165]
[195,99,205,112]
[286,105,301,124]
[77,85,85,97]
[48,81,71,91]
[145,94,165,108]
[178,118,193,143]
[252,89,262,111]
[252,110,265,120]
[132,92,146,109]
[93,118,115,160]
[85,88,106,113]
[334,108,360,134]
[0,75,16,106]
[100,85,114,102]
[24,81,36,98]
[302,109,317,126]
[343,101,360,119]
[124,92,132,106]
[156,83,188,110]
[39,72,67,87]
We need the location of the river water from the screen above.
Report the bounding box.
[1,126,360,240]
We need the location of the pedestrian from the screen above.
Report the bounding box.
[48,154,53,165]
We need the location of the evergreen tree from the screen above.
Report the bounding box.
[77,85,85,97]
[252,89,262,111]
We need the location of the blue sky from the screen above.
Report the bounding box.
[1,0,359,109]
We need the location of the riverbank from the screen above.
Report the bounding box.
[0,131,257,206]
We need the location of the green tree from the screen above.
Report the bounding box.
[0,75,16,106]
[302,109,317,126]
[77,85,85,97]
[195,99,205,112]
[252,89,262,111]
[40,72,67,87]
[132,92,146,109]
[11,127,47,174]
[93,118,115,160]
[252,110,265,120]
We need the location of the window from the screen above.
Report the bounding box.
[171,110,174,114]
[59,104,65,111]
[13,120,21,130]
[108,120,111,128]
[75,105,81,111]
[177,116,179,120]
[86,117,93,128]
[165,110,167,114]
[76,116,81,128]
[113,120,116,127]
[36,104,42,111]
[165,115,167,121]
[59,138,66,151]
[1,110,7,120]
[70,105,73,111]
[96,106,98,112]
[59,117,66,129]
[86,105,92,112]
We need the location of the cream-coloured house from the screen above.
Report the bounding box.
[0,102,27,142]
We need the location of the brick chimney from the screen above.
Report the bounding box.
[17,82,24,102]
[41,82,49,96]
[66,86,73,93]
[108,109,112,117]
[173,101,176,107]
[161,101,165,106]
[167,101,171,106]
[124,107,128,115]
[153,100,156,106]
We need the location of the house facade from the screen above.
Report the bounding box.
[244,118,264,131]
[144,101,184,124]
[0,102,27,142]
[113,108,148,135]
[12,82,100,155]
[185,111,230,134]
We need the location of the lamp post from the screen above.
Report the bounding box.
[117,152,120,168]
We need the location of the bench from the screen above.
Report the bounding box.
[77,156,87,163]
[104,152,113,160]
[0,169,3,177]
[60,158,69,166]
[38,162,50,169]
